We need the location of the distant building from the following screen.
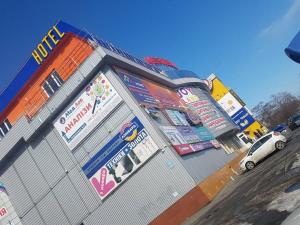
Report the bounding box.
[0,21,242,225]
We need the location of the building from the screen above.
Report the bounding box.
[207,74,268,143]
[0,21,242,225]
[0,182,22,225]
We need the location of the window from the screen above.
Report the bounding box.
[248,141,262,155]
[42,70,64,97]
[259,134,272,145]
[0,119,12,138]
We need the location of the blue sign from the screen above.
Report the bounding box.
[231,107,255,131]
[82,117,145,179]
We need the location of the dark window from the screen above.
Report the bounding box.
[248,141,262,155]
[42,70,64,97]
[259,134,272,145]
[0,119,12,138]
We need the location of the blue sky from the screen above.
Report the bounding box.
[0,0,299,108]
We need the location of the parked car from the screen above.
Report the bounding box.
[271,124,290,136]
[240,131,287,171]
[288,114,300,130]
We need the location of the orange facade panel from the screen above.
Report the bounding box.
[6,35,94,124]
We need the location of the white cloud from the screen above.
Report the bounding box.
[259,0,300,38]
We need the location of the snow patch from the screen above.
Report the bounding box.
[267,189,300,212]
[291,153,300,169]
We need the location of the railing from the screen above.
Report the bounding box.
[23,34,94,120]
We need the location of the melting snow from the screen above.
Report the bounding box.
[267,189,300,212]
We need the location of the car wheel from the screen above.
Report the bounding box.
[275,141,285,150]
[245,161,255,170]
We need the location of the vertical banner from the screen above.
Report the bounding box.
[54,72,123,150]
[82,117,159,200]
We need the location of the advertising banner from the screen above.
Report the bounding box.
[0,207,8,220]
[116,70,158,106]
[192,126,215,141]
[82,117,159,200]
[54,73,122,150]
[231,107,255,130]
[191,141,215,152]
[217,92,243,116]
[159,126,194,155]
[115,68,184,109]
[177,87,231,136]
[164,109,189,126]
[176,126,201,144]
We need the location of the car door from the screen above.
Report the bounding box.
[248,141,262,162]
[254,135,273,160]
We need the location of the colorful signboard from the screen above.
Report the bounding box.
[54,73,122,150]
[159,126,194,155]
[177,87,232,136]
[217,92,243,117]
[117,70,158,106]
[176,126,201,144]
[232,107,255,131]
[82,117,159,200]
[192,126,215,141]
[164,109,189,126]
[115,68,184,109]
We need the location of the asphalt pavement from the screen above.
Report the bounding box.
[183,128,300,225]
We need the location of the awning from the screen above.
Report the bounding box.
[285,31,300,63]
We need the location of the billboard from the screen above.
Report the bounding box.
[177,87,234,136]
[82,117,159,200]
[217,92,243,116]
[115,68,185,109]
[159,126,194,155]
[231,107,255,131]
[54,72,122,150]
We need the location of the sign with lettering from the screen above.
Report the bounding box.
[54,72,122,150]
[32,25,65,65]
[82,117,159,200]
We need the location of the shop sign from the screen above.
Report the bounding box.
[217,92,243,116]
[231,107,255,131]
[54,72,122,150]
[82,117,159,200]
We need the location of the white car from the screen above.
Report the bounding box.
[240,131,287,171]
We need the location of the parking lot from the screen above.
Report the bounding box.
[184,128,300,225]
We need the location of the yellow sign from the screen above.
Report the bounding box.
[32,25,65,65]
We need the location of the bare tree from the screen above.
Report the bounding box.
[252,92,300,128]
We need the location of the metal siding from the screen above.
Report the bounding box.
[59,70,84,98]
[73,146,89,163]
[37,192,70,225]
[52,176,88,225]
[78,49,103,77]
[0,117,32,161]
[45,129,76,171]
[68,166,101,213]
[13,150,50,204]
[103,103,132,132]
[30,107,52,131]
[29,138,65,188]
[87,135,112,160]
[179,148,236,183]
[84,148,195,225]
[83,125,109,153]
[1,166,33,217]
[21,207,45,225]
